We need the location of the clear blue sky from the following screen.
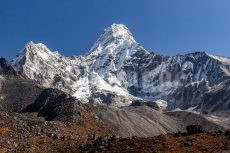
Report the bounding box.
[1,0,230,60]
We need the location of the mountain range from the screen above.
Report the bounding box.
[10,24,230,116]
[0,24,230,143]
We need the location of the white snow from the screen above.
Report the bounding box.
[220,66,230,76]
[182,61,193,71]
[195,67,202,81]
[90,72,129,96]
[186,105,198,111]
[207,53,230,65]
[154,100,168,110]
[72,77,91,101]
[36,50,49,60]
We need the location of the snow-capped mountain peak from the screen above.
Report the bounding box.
[109,24,135,42]
[88,24,136,56]
[12,41,64,85]
[11,24,230,111]
[16,41,59,61]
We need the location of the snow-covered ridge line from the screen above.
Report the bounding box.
[206,53,230,64]
[11,24,230,112]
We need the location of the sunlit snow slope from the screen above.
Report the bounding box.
[12,24,230,114]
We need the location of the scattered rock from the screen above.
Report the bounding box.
[225,130,230,139]
[183,139,193,147]
[186,125,203,135]
[130,100,160,110]
[173,132,182,137]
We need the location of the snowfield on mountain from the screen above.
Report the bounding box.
[12,24,230,116]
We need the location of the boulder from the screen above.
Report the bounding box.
[186,125,203,135]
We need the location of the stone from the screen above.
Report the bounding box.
[183,139,193,147]
[186,125,203,135]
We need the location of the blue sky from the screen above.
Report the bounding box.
[0,0,230,60]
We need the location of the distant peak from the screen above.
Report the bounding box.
[25,41,48,49]
[104,23,135,41]
[110,24,129,32]
[12,42,55,66]
[26,41,34,46]
[88,24,136,55]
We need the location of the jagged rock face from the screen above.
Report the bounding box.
[0,75,43,112]
[0,58,17,76]
[12,43,87,95]
[157,52,230,110]
[0,58,43,112]
[12,24,230,113]
[197,80,230,115]
[23,88,87,122]
[130,100,160,110]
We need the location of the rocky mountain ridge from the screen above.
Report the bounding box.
[11,24,230,115]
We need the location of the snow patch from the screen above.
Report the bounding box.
[207,53,230,64]
[182,61,193,71]
[0,96,4,100]
[154,100,168,110]
[36,50,49,60]
[90,72,129,96]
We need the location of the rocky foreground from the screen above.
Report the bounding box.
[0,113,230,153]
